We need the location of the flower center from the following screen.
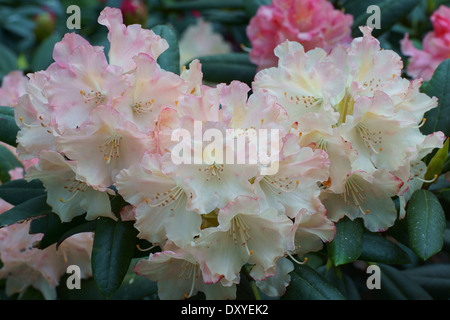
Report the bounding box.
[60,178,88,203]
[199,163,224,182]
[357,123,383,154]
[145,186,184,211]
[229,215,253,256]
[263,175,299,195]
[19,115,54,135]
[80,90,106,105]
[284,92,323,109]
[341,176,370,215]
[178,261,200,299]
[99,134,122,164]
[132,99,155,114]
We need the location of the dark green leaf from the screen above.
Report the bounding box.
[327,217,364,266]
[282,263,346,300]
[0,194,52,228]
[0,106,19,147]
[0,178,45,206]
[318,265,361,300]
[201,10,249,25]
[402,264,450,299]
[30,33,61,72]
[243,0,271,17]
[92,217,138,298]
[420,59,450,138]
[57,259,158,300]
[407,189,446,260]
[195,53,257,85]
[56,220,97,249]
[424,138,448,186]
[161,0,244,10]
[375,263,432,300]
[152,25,180,75]
[0,143,22,183]
[344,0,421,38]
[0,44,17,79]
[359,233,411,264]
[29,212,96,250]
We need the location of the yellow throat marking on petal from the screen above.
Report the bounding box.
[336,90,355,124]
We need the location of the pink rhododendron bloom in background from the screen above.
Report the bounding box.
[247,0,353,70]
[401,5,450,80]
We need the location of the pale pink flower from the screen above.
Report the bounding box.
[134,242,236,300]
[320,169,403,232]
[46,43,129,131]
[56,105,156,188]
[254,27,444,231]
[25,151,116,222]
[254,134,330,219]
[0,71,29,107]
[195,196,293,284]
[247,0,353,70]
[179,18,232,67]
[401,5,450,80]
[291,208,336,256]
[0,221,93,299]
[113,53,187,133]
[255,257,293,297]
[98,7,168,73]
[116,153,202,247]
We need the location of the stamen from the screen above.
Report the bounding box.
[343,177,367,215]
[357,124,383,154]
[136,244,158,252]
[99,134,122,164]
[287,252,308,265]
[80,89,106,105]
[263,176,300,195]
[59,179,88,203]
[19,116,54,134]
[145,186,184,209]
[202,163,225,182]
[229,215,252,256]
[285,93,322,109]
[132,100,155,114]
[418,118,426,128]
[416,174,438,184]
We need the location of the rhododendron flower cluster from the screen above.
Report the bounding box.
[5,4,446,301]
[247,0,353,70]
[12,7,335,299]
[253,27,445,231]
[401,5,450,80]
